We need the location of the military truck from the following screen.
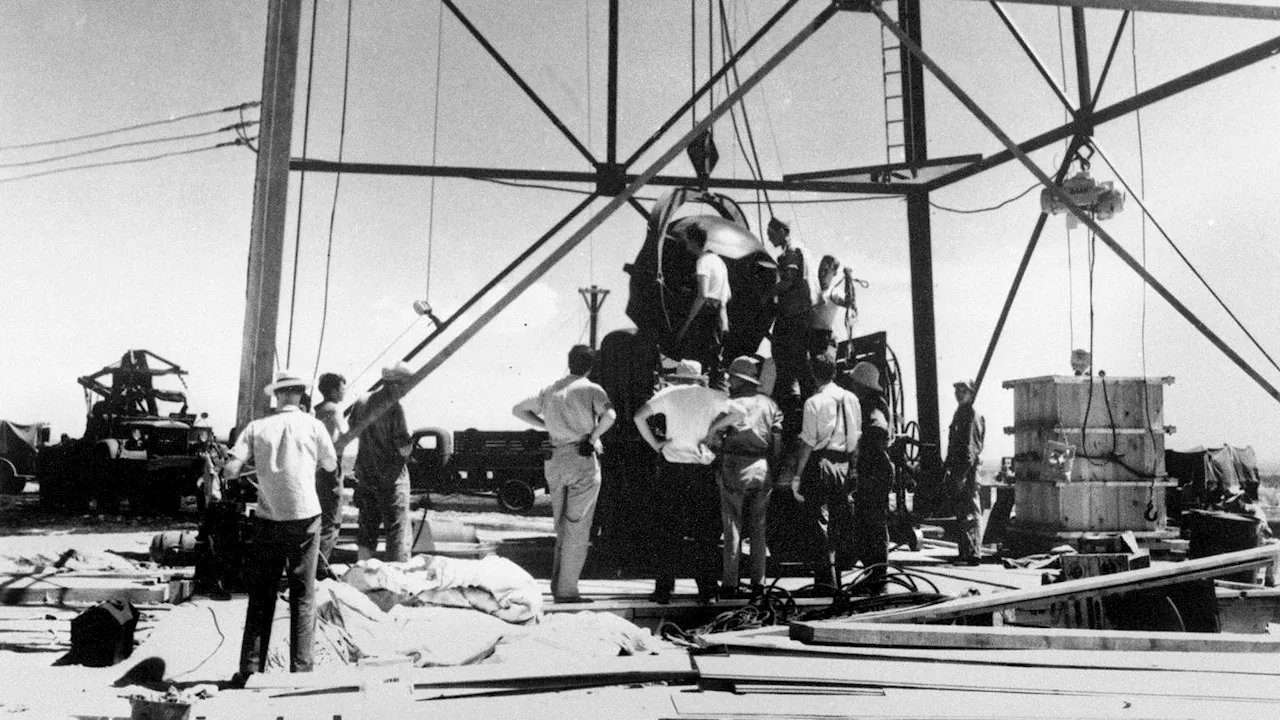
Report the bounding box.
[38,350,219,514]
[0,420,50,494]
[406,427,550,512]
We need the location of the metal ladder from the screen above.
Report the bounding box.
[879,0,906,165]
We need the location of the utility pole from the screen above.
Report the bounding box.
[236,0,302,431]
[578,285,610,350]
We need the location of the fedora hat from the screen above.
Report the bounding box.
[381,361,414,383]
[728,355,762,385]
[263,369,310,397]
[668,359,707,383]
[849,361,883,393]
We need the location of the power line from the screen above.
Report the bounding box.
[0,139,252,186]
[929,182,1039,215]
[0,101,259,152]
[0,123,254,169]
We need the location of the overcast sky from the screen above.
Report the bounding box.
[2,1,1278,468]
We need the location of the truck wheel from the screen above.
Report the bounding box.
[497,479,535,514]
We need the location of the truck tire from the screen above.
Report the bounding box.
[497,478,535,514]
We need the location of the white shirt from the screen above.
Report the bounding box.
[229,407,338,521]
[799,383,862,453]
[812,279,854,331]
[514,374,613,447]
[646,384,730,465]
[696,251,731,305]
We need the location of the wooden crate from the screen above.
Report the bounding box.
[1014,479,1176,532]
[1011,426,1165,482]
[1003,375,1171,430]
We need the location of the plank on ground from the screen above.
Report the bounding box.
[791,620,1280,653]
[847,545,1280,624]
[692,653,1280,703]
[699,626,1280,675]
[0,574,169,606]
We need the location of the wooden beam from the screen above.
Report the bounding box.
[823,545,1280,624]
[791,620,1280,653]
[950,0,1280,21]
[700,626,1280,675]
[237,0,302,430]
[694,653,1280,702]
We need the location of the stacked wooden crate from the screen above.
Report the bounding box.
[1002,375,1178,551]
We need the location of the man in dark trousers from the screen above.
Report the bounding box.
[512,345,617,603]
[848,361,892,593]
[945,379,986,565]
[767,217,818,425]
[222,369,338,684]
[346,362,414,563]
[313,372,347,580]
[781,351,860,595]
[633,359,731,604]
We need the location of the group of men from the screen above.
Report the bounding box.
[217,362,416,685]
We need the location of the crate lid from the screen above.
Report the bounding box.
[1002,374,1175,388]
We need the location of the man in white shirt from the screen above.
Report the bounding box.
[675,223,732,392]
[634,359,731,603]
[810,255,858,357]
[222,370,338,684]
[513,345,617,603]
[781,351,861,595]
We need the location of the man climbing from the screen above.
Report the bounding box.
[766,217,818,433]
[675,223,731,392]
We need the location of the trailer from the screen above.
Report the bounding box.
[0,420,49,494]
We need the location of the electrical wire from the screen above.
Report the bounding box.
[739,195,898,206]
[0,139,251,185]
[288,0,324,367]
[348,316,424,389]
[718,0,773,217]
[312,0,355,379]
[0,123,253,169]
[0,101,259,152]
[928,182,1039,215]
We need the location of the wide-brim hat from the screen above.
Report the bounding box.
[849,361,883,393]
[953,379,977,393]
[728,355,761,385]
[668,359,707,383]
[263,369,310,397]
[382,361,414,383]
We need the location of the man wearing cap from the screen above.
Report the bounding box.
[848,361,893,592]
[634,359,731,603]
[781,351,860,595]
[345,362,415,563]
[512,345,617,604]
[945,379,986,565]
[767,217,819,423]
[222,370,338,682]
[703,355,783,598]
[675,223,731,392]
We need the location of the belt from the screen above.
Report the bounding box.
[816,448,851,461]
[723,449,768,459]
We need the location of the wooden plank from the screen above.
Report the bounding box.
[700,626,1280,675]
[824,545,1280,624]
[693,654,1280,703]
[0,574,169,606]
[790,621,1280,653]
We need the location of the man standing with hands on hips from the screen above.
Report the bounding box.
[513,345,617,604]
[222,369,337,686]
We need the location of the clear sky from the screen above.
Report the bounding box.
[2,1,1278,468]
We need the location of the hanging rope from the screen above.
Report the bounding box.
[718,0,772,227]
[312,0,355,378]
[424,0,445,302]
[286,0,323,367]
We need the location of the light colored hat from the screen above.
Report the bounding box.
[263,368,310,397]
[668,359,706,383]
[728,355,761,385]
[381,361,414,383]
[953,378,977,393]
[849,361,883,393]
